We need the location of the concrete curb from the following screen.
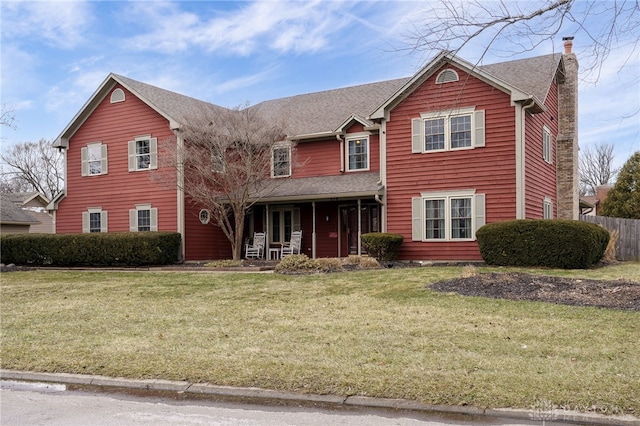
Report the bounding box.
[2,369,638,425]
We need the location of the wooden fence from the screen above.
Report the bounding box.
[579,215,640,261]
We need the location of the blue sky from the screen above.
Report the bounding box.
[1,1,638,170]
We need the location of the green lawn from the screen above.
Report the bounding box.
[1,263,639,416]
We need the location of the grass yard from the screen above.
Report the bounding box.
[1,263,639,416]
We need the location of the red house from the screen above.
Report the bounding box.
[50,40,579,262]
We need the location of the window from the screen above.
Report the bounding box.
[272,144,291,177]
[199,209,211,224]
[128,135,158,171]
[346,136,369,171]
[412,191,485,241]
[543,125,552,163]
[435,69,459,84]
[412,107,485,153]
[270,207,300,244]
[110,88,125,103]
[543,197,553,219]
[81,142,108,176]
[129,204,158,232]
[210,150,225,173]
[82,208,107,233]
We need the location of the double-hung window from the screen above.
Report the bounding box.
[129,204,158,232]
[82,207,108,233]
[272,143,291,177]
[412,190,485,241]
[542,125,552,163]
[412,107,485,153]
[346,136,369,171]
[81,142,108,176]
[128,135,158,171]
[270,207,300,244]
[543,197,553,219]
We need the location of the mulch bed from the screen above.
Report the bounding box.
[430,272,640,311]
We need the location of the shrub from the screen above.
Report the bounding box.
[345,255,379,268]
[275,254,321,273]
[361,233,403,261]
[205,260,243,268]
[476,220,609,269]
[315,257,344,272]
[0,232,181,267]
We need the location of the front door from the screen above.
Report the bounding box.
[339,204,379,256]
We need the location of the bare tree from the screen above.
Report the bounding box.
[579,142,619,195]
[1,104,17,129]
[405,0,639,80]
[0,139,64,200]
[164,106,292,260]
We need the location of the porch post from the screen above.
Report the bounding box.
[265,204,270,254]
[312,201,317,259]
[357,199,362,255]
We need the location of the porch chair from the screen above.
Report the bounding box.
[281,230,302,258]
[245,232,266,259]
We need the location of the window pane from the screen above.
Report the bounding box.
[425,199,445,239]
[136,140,150,169]
[284,210,292,242]
[89,212,101,233]
[271,211,281,243]
[88,145,102,175]
[451,198,471,239]
[273,147,290,176]
[348,138,368,170]
[138,209,151,232]
[450,115,471,148]
[425,119,445,151]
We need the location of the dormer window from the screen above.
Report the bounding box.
[110,88,125,103]
[436,69,459,84]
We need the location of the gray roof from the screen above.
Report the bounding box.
[3,191,49,206]
[251,171,383,202]
[1,195,40,225]
[479,53,562,105]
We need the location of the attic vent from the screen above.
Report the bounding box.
[110,88,125,103]
[436,69,459,84]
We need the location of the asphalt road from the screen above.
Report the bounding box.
[1,380,544,426]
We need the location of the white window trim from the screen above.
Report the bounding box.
[110,88,125,103]
[543,197,553,219]
[412,107,485,153]
[82,207,108,233]
[345,133,370,172]
[129,203,158,232]
[81,142,108,176]
[271,143,291,178]
[412,190,485,242]
[269,206,300,244]
[542,125,552,164]
[199,209,211,224]
[128,135,158,172]
[435,68,460,84]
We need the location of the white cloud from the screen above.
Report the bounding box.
[1,1,93,49]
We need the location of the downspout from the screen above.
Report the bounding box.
[175,130,186,261]
[379,120,388,232]
[516,98,536,219]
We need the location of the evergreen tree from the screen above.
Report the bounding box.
[601,152,640,219]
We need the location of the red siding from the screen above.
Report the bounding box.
[385,65,518,260]
[183,198,232,260]
[524,80,559,218]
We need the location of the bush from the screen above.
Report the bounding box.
[476,220,609,269]
[275,254,321,273]
[0,232,181,267]
[361,233,403,261]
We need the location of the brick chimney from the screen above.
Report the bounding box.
[556,37,579,219]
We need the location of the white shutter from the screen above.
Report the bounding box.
[100,144,108,174]
[411,118,423,153]
[150,208,158,231]
[129,209,137,231]
[412,197,423,241]
[474,110,485,147]
[82,211,89,233]
[101,211,108,232]
[128,141,136,171]
[149,138,158,169]
[81,147,89,176]
[474,194,486,238]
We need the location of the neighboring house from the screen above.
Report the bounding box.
[49,39,579,261]
[2,192,54,234]
[1,193,41,234]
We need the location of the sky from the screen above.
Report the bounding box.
[1,0,639,171]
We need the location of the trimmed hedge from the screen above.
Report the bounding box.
[361,232,404,261]
[476,220,609,269]
[0,232,181,267]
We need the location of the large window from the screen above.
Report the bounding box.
[81,142,107,176]
[412,191,485,241]
[346,136,369,171]
[272,144,291,177]
[128,136,158,171]
[270,207,300,244]
[543,125,552,164]
[129,204,158,232]
[82,208,107,233]
[412,107,485,153]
